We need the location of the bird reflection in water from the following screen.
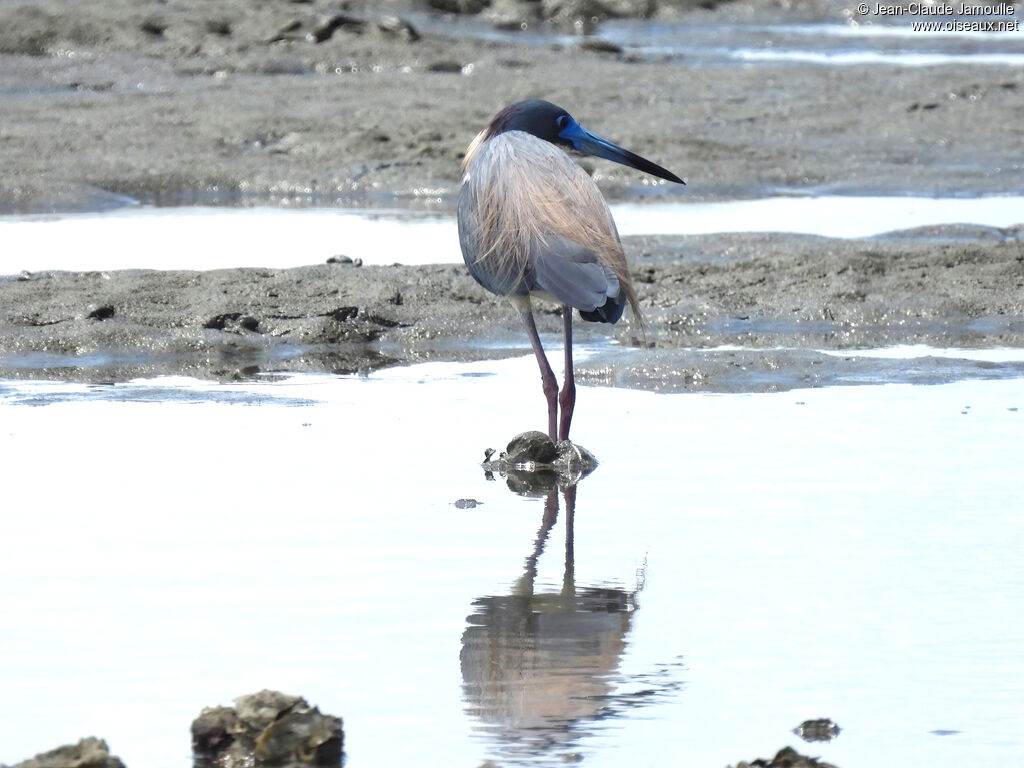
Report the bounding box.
[461,470,680,763]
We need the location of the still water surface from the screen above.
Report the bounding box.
[3,195,1022,272]
[602,20,1024,67]
[1,356,1021,767]
[412,13,1024,68]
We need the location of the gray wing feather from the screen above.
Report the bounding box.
[528,233,619,312]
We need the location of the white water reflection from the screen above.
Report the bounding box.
[732,48,1024,65]
[0,207,456,272]
[409,14,1024,68]
[2,195,1021,273]
[616,196,1024,239]
[598,20,1024,67]
[815,344,1024,363]
[0,361,1022,767]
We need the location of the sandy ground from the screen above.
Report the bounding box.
[1,0,1022,389]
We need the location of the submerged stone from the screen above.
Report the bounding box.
[793,718,842,742]
[482,431,598,492]
[191,706,240,756]
[729,746,839,768]
[504,430,557,464]
[2,738,125,768]
[191,689,343,767]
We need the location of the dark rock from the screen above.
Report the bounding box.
[68,81,114,92]
[139,18,168,37]
[324,306,358,322]
[427,0,490,14]
[793,718,841,742]
[505,430,558,464]
[203,312,260,332]
[454,498,482,508]
[205,19,231,37]
[234,690,303,731]
[426,60,463,73]
[554,439,598,476]
[325,254,362,267]
[484,432,598,493]
[86,304,116,321]
[729,746,839,768]
[191,706,240,755]
[192,689,343,768]
[204,312,240,330]
[254,708,342,764]
[580,38,622,54]
[3,737,125,768]
[363,312,404,328]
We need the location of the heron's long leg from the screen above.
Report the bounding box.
[558,305,575,442]
[520,309,558,442]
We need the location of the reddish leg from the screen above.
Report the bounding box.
[520,309,558,442]
[558,306,576,442]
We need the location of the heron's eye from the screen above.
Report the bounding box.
[556,115,569,130]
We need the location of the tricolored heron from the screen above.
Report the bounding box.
[458,99,684,442]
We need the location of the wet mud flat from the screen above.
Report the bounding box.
[2,231,1022,389]
[1,0,1022,209]
[0,0,1022,389]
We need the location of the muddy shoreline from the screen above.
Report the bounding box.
[4,230,1022,389]
[1,0,1022,389]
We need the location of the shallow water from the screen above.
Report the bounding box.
[412,13,1024,68]
[1,358,1022,767]
[2,195,1022,272]
[599,20,1024,67]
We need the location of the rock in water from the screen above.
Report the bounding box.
[504,430,558,464]
[793,718,842,742]
[2,738,125,768]
[482,431,598,493]
[192,690,343,767]
[191,705,241,757]
[729,746,839,768]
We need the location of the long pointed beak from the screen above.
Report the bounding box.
[560,118,685,185]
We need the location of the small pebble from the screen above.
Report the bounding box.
[793,717,841,742]
[427,60,463,73]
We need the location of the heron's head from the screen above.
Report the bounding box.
[485,99,685,185]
